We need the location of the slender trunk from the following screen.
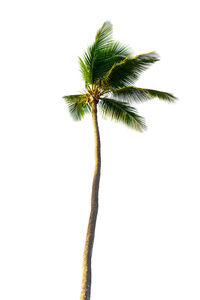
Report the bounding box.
[80,101,101,300]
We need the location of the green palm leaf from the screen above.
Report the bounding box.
[91,41,132,84]
[99,98,146,131]
[79,22,132,86]
[111,86,177,103]
[79,21,113,85]
[78,57,91,88]
[95,21,113,49]
[63,94,91,120]
[103,52,159,89]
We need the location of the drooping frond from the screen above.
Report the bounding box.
[99,98,146,131]
[63,94,91,120]
[111,86,177,103]
[103,52,159,89]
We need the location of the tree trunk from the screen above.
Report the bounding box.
[80,101,101,300]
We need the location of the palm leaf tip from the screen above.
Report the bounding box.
[95,21,113,48]
[144,89,177,103]
[136,51,159,60]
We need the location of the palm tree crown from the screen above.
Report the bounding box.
[63,21,176,131]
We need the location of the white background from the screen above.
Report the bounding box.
[0,0,200,299]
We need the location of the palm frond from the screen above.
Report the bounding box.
[99,98,146,131]
[103,52,159,89]
[63,94,91,120]
[79,22,133,86]
[111,86,177,103]
[79,21,113,85]
[92,41,132,84]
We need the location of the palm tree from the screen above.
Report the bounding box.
[63,21,176,300]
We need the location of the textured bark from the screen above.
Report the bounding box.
[80,101,101,300]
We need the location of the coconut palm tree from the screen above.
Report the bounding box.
[63,21,176,300]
